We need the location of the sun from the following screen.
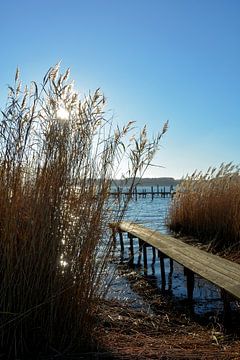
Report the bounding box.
[56,105,69,121]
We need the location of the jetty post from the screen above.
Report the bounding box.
[134,186,138,201]
[128,233,134,265]
[152,246,156,263]
[158,250,166,291]
[221,289,232,328]
[119,231,124,254]
[184,267,195,301]
[168,258,174,291]
[138,238,143,265]
[143,242,148,269]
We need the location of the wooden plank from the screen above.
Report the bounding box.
[117,222,240,277]
[113,221,240,300]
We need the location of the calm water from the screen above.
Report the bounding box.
[109,189,226,317]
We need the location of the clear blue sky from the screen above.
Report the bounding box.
[0,0,239,178]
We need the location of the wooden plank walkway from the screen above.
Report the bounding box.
[111,221,240,301]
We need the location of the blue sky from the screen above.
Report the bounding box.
[0,0,239,178]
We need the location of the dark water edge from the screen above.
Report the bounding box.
[107,194,240,327]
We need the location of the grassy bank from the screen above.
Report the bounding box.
[0,64,167,358]
[168,163,240,253]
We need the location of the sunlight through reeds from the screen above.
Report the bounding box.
[0,64,167,358]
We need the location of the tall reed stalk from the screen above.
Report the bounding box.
[168,163,240,252]
[0,64,167,358]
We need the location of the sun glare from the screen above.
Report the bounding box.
[57,106,69,121]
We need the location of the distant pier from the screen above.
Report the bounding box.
[110,185,175,200]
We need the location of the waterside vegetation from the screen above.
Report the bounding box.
[168,163,240,254]
[0,64,167,358]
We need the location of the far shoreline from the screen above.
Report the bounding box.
[113,177,181,187]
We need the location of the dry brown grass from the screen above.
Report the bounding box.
[0,64,167,358]
[95,299,240,359]
[168,163,240,252]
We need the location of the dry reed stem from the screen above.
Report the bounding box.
[0,64,167,358]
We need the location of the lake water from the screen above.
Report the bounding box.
[109,189,227,318]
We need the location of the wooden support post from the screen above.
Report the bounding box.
[151,186,154,200]
[184,267,195,301]
[159,251,166,291]
[119,231,124,253]
[111,228,117,254]
[157,185,159,195]
[221,289,232,329]
[135,186,138,201]
[152,247,156,263]
[168,258,173,292]
[143,242,147,270]
[158,250,166,259]
[138,238,143,265]
[151,263,155,276]
[128,233,134,264]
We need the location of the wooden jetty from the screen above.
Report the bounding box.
[110,186,175,200]
[110,221,240,322]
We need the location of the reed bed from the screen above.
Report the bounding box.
[0,64,167,358]
[168,163,240,253]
